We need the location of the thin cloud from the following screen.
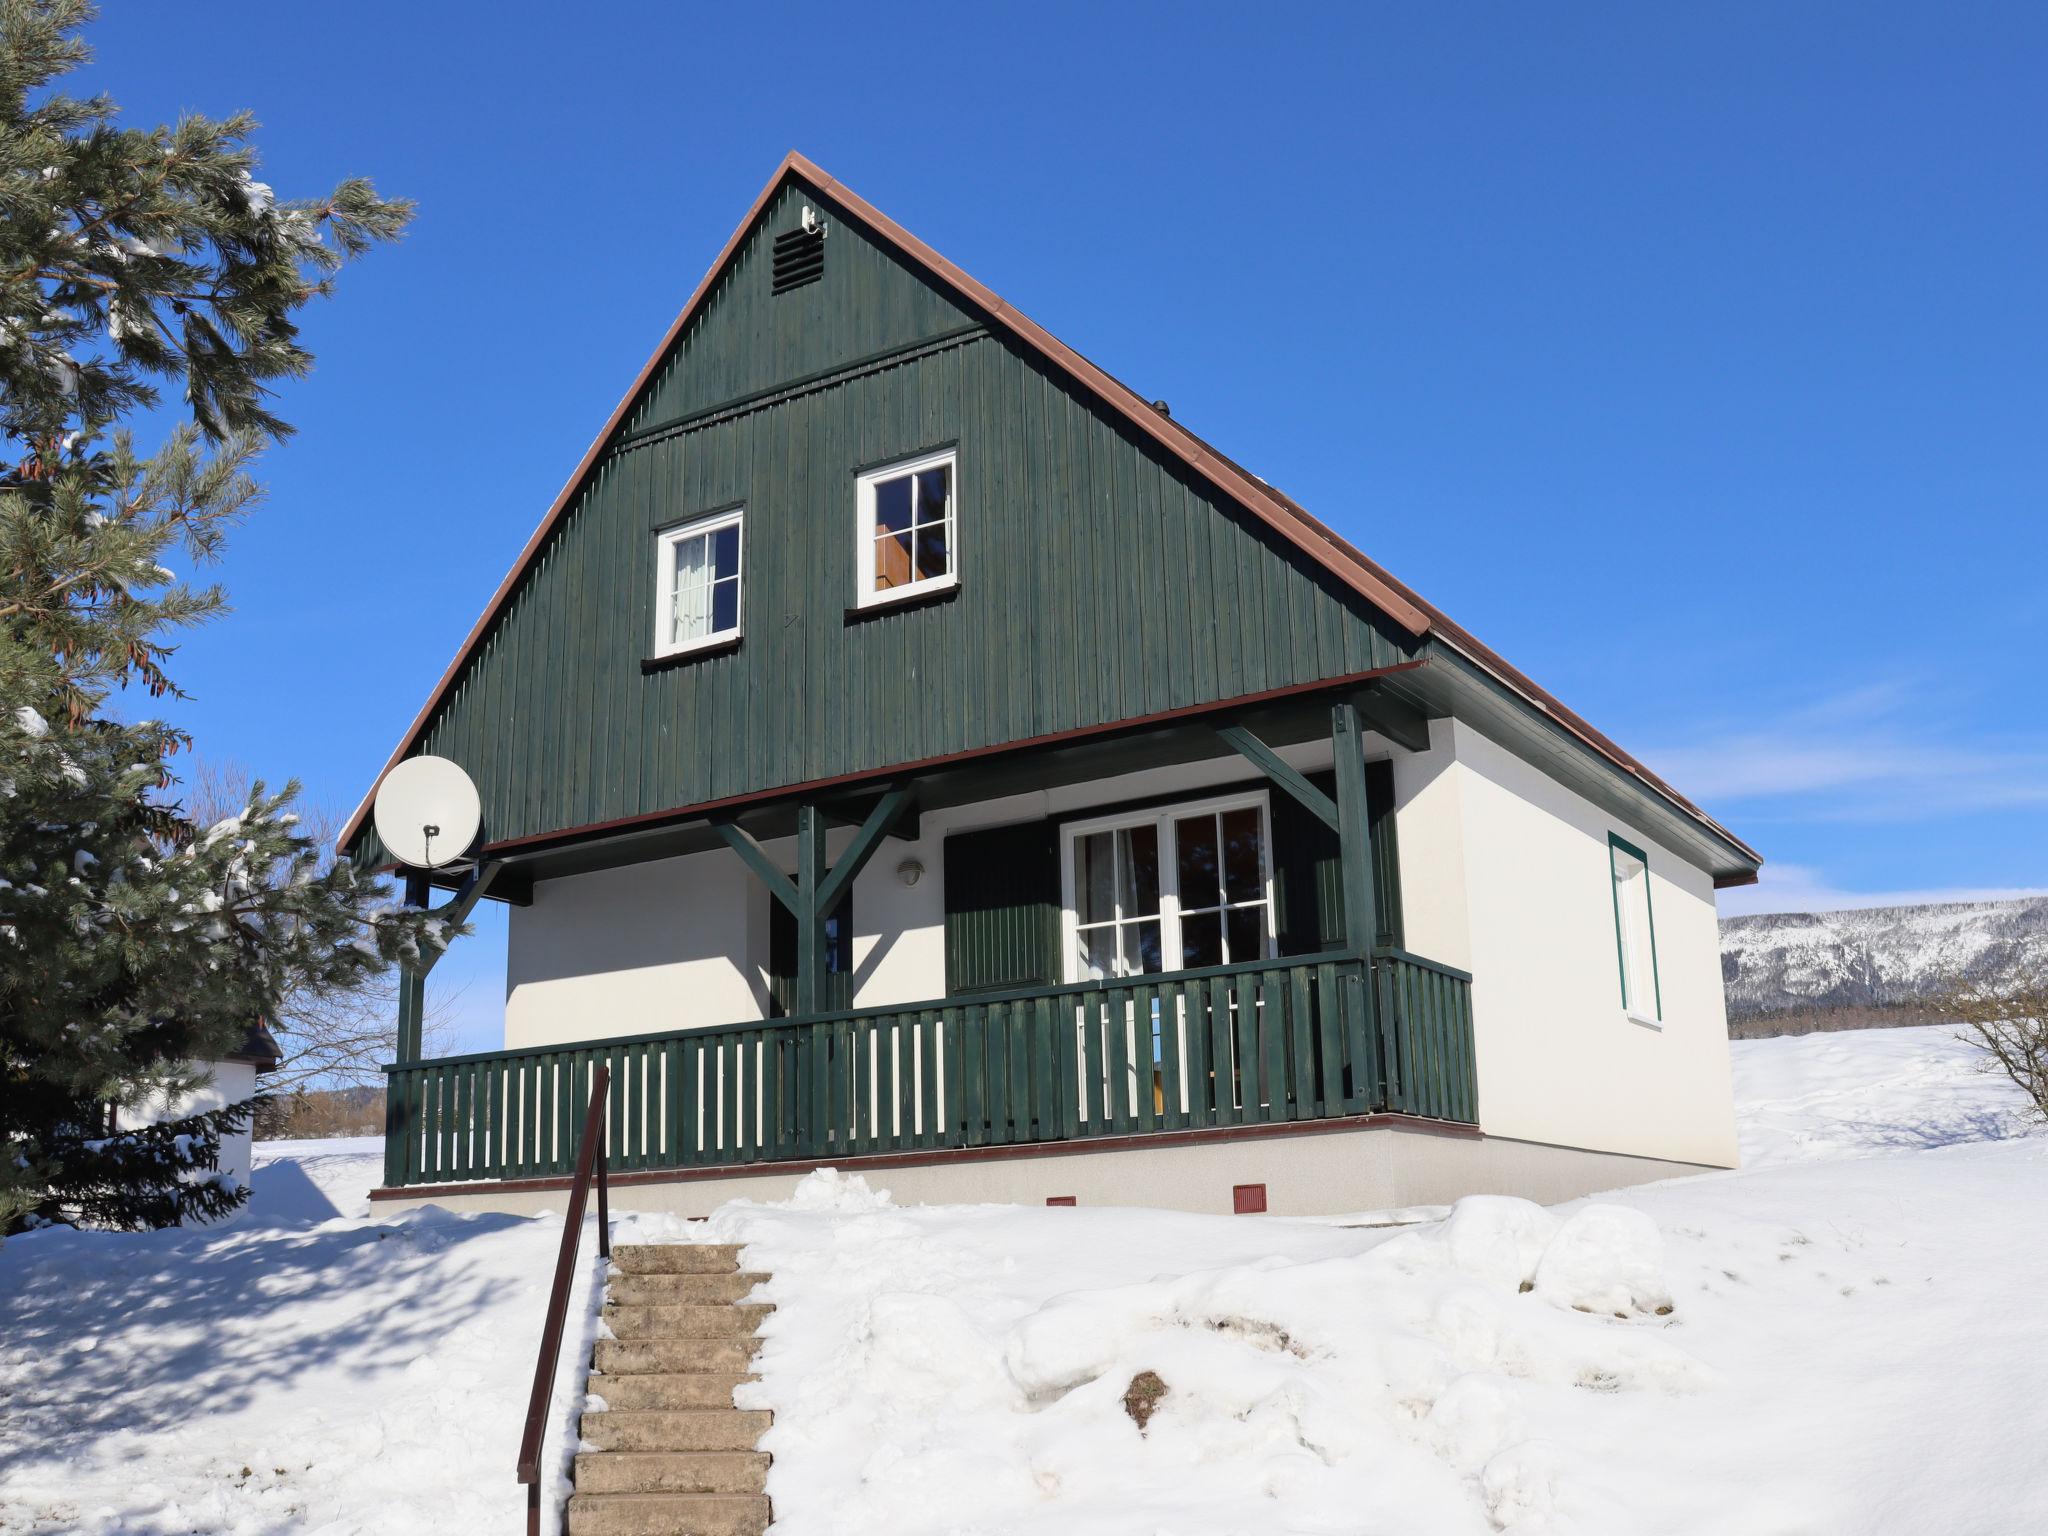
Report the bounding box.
[1648,683,2048,823]
[1717,862,2048,918]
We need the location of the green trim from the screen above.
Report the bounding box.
[612,325,987,453]
[1606,832,1662,1018]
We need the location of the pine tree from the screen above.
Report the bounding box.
[0,0,442,1232]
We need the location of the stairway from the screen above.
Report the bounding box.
[566,1243,774,1536]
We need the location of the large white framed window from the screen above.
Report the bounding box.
[855,448,957,608]
[1608,833,1662,1022]
[1058,791,1275,983]
[654,507,743,657]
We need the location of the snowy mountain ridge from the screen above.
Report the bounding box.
[1719,894,2048,1025]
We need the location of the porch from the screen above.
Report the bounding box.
[380,946,1475,1190]
[378,682,1482,1197]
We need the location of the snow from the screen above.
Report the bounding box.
[1732,1022,2041,1166]
[3,1031,2045,1535]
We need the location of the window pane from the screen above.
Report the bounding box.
[1076,925,1114,981]
[914,522,949,582]
[1181,910,1222,969]
[1117,824,1161,917]
[915,464,950,523]
[1221,807,1264,902]
[1123,919,1163,976]
[711,575,739,634]
[873,475,913,534]
[1613,849,1656,1014]
[1175,814,1221,911]
[874,528,914,590]
[1225,906,1266,965]
[1078,832,1115,926]
[710,522,740,579]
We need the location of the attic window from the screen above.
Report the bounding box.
[771,224,825,294]
[855,448,957,608]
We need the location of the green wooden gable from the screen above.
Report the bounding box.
[347,169,1422,868]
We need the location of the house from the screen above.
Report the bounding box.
[115,1021,282,1216]
[345,153,1760,1219]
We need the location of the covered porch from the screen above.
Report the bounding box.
[378,675,1480,1196]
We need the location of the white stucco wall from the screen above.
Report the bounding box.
[504,846,771,1048]
[116,1058,259,1219]
[1434,717,1739,1168]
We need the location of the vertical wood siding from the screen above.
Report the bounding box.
[352,187,1419,864]
[622,182,974,432]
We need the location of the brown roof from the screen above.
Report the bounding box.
[341,152,1758,874]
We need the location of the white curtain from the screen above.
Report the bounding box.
[672,534,713,642]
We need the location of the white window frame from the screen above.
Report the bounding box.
[1057,789,1276,984]
[653,506,744,658]
[1608,832,1663,1026]
[854,447,959,609]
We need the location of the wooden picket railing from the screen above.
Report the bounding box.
[381,949,1477,1189]
[1375,948,1479,1124]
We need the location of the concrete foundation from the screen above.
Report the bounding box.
[369,1121,1714,1221]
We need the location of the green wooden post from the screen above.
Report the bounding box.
[384,871,430,1188]
[395,872,429,1061]
[794,803,829,1018]
[1331,703,1380,955]
[1331,702,1383,1078]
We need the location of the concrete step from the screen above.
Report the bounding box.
[607,1272,768,1307]
[603,1302,773,1340]
[594,1337,761,1375]
[581,1408,774,1453]
[565,1492,770,1536]
[574,1450,770,1496]
[589,1372,755,1411]
[611,1243,745,1276]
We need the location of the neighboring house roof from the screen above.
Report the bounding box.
[340,151,1759,880]
[224,1020,283,1073]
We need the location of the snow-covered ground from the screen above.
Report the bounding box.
[3,1028,2044,1535]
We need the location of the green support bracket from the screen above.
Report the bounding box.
[711,819,803,915]
[1213,723,1339,832]
[816,784,915,915]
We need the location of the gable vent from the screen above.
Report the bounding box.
[771,226,825,294]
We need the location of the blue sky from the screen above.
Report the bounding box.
[79,3,2047,1047]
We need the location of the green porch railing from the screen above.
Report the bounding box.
[381,949,1477,1189]
[1374,948,1479,1124]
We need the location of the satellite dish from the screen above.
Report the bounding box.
[373,756,482,870]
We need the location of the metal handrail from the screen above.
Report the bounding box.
[514,1063,610,1535]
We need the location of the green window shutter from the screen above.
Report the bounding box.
[1272,766,1403,955]
[943,820,1060,993]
